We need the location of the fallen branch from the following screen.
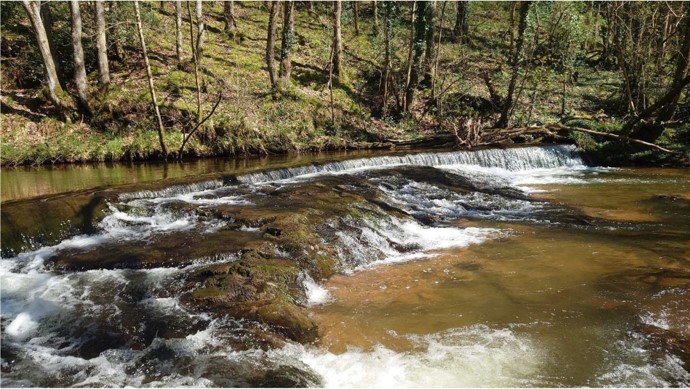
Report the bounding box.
[503,123,674,153]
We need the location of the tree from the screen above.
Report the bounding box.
[224,0,237,39]
[186,1,202,124]
[404,1,429,112]
[39,1,64,88]
[373,0,379,35]
[70,1,90,114]
[422,0,436,88]
[134,0,167,157]
[381,1,393,114]
[655,4,690,124]
[195,0,205,59]
[21,0,71,115]
[625,4,690,142]
[95,0,110,88]
[265,0,279,90]
[496,1,530,128]
[353,1,360,36]
[452,1,469,44]
[332,0,344,81]
[279,0,295,89]
[175,0,183,67]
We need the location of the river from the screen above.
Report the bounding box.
[1,145,689,387]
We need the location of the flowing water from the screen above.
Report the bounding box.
[1,145,689,387]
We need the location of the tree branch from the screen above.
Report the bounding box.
[178,90,223,158]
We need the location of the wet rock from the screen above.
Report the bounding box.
[639,324,690,370]
[1,193,110,257]
[257,302,318,344]
[49,228,259,271]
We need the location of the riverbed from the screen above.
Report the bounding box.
[1,145,689,387]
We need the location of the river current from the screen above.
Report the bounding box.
[1,145,689,387]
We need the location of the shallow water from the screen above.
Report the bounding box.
[1,146,689,387]
[308,167,690,387]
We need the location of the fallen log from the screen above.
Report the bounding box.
[503,124,674,153]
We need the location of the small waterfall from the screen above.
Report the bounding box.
[237,145,585,184]
[119,180,225,201]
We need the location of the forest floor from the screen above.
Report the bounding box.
[1,2,688,166]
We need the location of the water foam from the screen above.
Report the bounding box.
[237,145,585,185]
[299,272,332,306]
[292,325,544,387]
[333,214,501,271]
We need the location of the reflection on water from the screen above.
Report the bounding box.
[310,168,690,387]
[0,149,397,202]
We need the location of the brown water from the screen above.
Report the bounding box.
[307,167,690,387]
[0,149,397,202]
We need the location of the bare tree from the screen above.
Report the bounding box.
[332,0,343,81]
[452,1,469,44]
[373,0,379,35]
[70,1,90,114]
[175,0,183,67]
[353,1,360,36]
[186,2,202,124]
[279,0,295,89]
[134,0,168,157]
[422,0,437,88]
[404,1,429,112]
[266,1,279,90]
[21,0,71,114]
[404,2,417,110]
[195,0,205,59]
[496,1,530,128]
[39,1,64,88]
[224,0,237,39]
[381,1,392,114]
[656,4,690,123]
[95,0,110,88]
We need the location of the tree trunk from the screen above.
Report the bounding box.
[95,0,110,88]
[22,0,71,115]
[656,4,690,122]
[626,75,690,141]
[333,0,343,81]
[353,1,360,36]
[175,0,183,67]
[422,0,436,88]
[404,1,428,112]
[279,0,295,89]
[496,1,530,128]
[195,0,205,60]
[431,1,447,99]
[70,1,91,114]
[373,1,379,35]
[266,1,279,90]
[452,1,469,44]
[134,0,168,158]
[186,1,202,124]
[403,2,417,111]
[223,0,237,39]
[39,1,65,89]
[381,1,392,114]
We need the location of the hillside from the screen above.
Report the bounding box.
[1,1,689,166]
